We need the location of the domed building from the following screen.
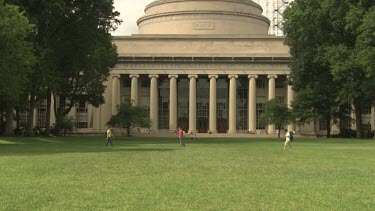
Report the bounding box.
[79,0,345,136]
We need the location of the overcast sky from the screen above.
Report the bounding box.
[112,0,154,36]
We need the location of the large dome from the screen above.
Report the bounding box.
[137,0,270,35]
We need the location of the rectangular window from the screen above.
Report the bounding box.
[76,101,88,128]
[256,78,265,89]
[121,96,130,103]
[141,79,150,88]
[177,78,189,132]
[237,78,248,130]
[319,120,328,130]
[19,111,28,128]
[140,96,150,114]
[158,78,169,130]
[256,97,266,130]
[362,104,371,114]
[122,77,131,88]
[276,96,284,103]
[38,100,47,128]
[362,123,372,132]
[275,79,285,89]
[340,103,351,130]
[217,79,228,133]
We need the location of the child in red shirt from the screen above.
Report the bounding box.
[178,127,186,147]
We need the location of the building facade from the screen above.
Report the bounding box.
[25,0,375,136]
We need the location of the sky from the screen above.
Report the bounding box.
[112,0,154,36]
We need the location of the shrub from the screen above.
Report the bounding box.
[338,129,356,138]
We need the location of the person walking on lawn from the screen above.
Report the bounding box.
[284,130,295,150]
[178,127,186,148]
[106,126,113,146]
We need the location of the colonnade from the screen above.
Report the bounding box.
[112,74,295,134]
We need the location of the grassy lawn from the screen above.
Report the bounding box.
[0,136,374,210]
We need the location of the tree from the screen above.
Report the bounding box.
[283,0,375,138]
[7,0,121,136]
[260,99,293,139]
[283,0,342,138]
[49,0,120,135]
[107,99,151,137]
[0,0,35,136]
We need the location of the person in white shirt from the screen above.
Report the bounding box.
[284,130,294,149]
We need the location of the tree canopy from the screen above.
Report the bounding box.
[4,0,121,136]
[0,0,35,135]
[0,0,34,98]
[107,99,151,137]
[260,99,293,138]
[283,0,375,138]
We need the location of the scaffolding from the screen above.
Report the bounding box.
[253,0,293,36]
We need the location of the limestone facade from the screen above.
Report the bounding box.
[107,34,293,134]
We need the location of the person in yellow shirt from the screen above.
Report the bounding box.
[106,126,113,146]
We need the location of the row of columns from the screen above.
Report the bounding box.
[112,74,295,133]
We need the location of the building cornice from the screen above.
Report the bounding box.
[118,56,291,63]
[137,10,270,26]
[113,34,285,41]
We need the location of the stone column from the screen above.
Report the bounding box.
[188,75,198,134]
[287,78,296,132]
[169,75,178,133]
[228,75,238,134]
[33,108,38,128]
[248,75,258,133]
[209,75,218,133]
[50,94,56,126]
[111,75,121,115]
[351,105,356,130]
[267,75,277,134]
[129,74,139,105]
[149,74,159,132]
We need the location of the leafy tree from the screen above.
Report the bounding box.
[7,0,121,136]
[283,0,375,138]
[107,99,151,137]
[283,0,341,138]
[0,0,35,136]
[260,99,293,138]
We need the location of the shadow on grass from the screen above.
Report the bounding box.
[0,146,177,157]
[0,136,179,156]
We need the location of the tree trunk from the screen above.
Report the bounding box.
[55,110,63,136]
[45,89,52,136]
[54,96,66,136]
[16,109,20,130]
[0,112,3,134]
[354,105,363,139]
[4,102,15,136]
[26,93,36,136]
[326,115,331,138]
[127,127,131,137]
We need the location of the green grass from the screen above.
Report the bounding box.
[0,136,374,210]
